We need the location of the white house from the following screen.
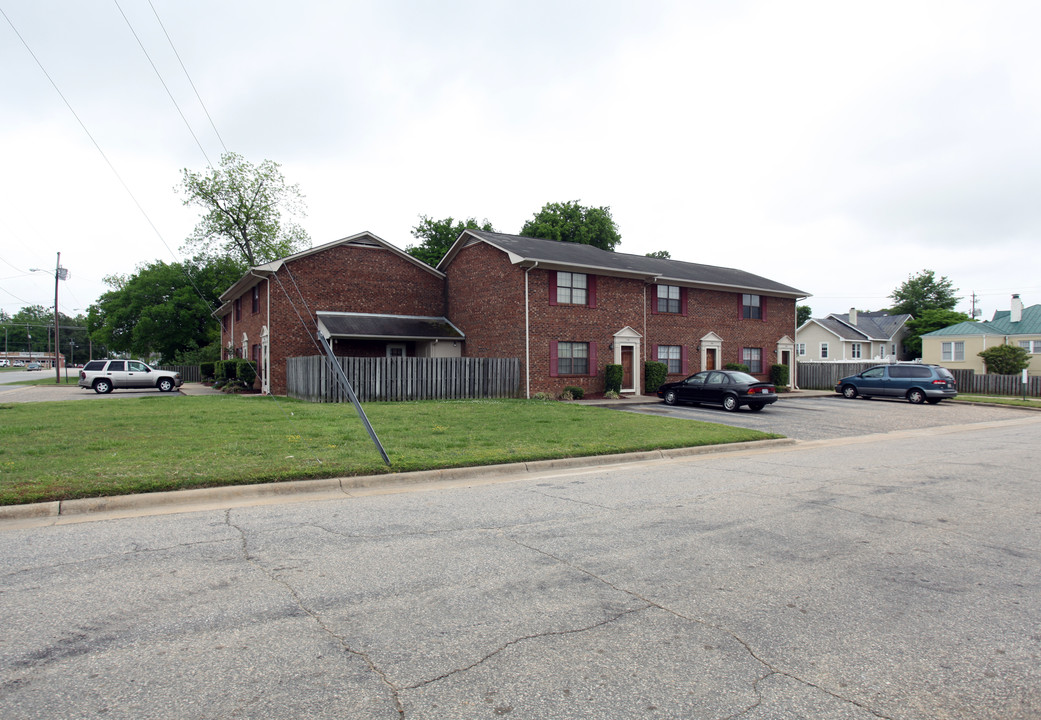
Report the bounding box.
[796,309,911,362]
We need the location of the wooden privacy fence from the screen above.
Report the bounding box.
[949,369,1041,397]
[157,364,201,383]
[286,356,521,402]
[795,362,876,391]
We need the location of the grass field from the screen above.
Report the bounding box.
[0,395,778,505]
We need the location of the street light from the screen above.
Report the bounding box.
[30,253,67,384]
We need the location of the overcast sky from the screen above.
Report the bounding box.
[2,0,1039,323]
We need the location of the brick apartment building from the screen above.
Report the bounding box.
[216,230,808,397]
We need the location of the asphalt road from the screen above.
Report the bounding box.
[2,408,1039,719]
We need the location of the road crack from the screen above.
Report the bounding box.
[224,510,405,719]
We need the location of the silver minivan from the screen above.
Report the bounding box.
[78,360,182,394]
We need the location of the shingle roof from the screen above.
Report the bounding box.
[442,230,808,298]
[923,303,1041,337]
[828,311,910,341]
[316,312,464,341]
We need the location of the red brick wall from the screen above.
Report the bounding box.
[220,244,445,394]
[446,241,796,396]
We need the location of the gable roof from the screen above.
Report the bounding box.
[923,303,1041,337]
[215,231,443,315]
[439,230,808,298]
[799,311,910,342]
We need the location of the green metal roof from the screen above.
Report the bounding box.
[922,303,1041,337]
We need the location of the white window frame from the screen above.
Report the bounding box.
[657,285,681,313]
[941,341,965,362]
[556,272,588,306]
[796,343,806,356]
[820,342,829,359]
[742,347,763,374]
[851,343,862,359]
[657,345,681,373]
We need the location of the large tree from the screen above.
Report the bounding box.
[179,152,310,266]
[903,308,973,357]
[406,215,495,267]
[88,256,245,363]
[888,270,959,318]
[520,200,621,252]
[797,305,812,327]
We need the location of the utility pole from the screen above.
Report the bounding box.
[970,292,982,319]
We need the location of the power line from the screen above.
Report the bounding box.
[147,0,228,154]
[112,0,213,166]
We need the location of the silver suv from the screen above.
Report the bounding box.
[78,360,182,394]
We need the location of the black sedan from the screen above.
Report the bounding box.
[656,370,777,412]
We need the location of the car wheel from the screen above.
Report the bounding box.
[663,390,678,406]
[158,378,174,392]
[722,395,739,412]
[841,384,858,399]
[926,398,942,405]
[907,388,926,404]
[748,403,765,412]
[93,379,113,394]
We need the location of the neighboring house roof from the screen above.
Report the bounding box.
[214,231,444,316]
[316,312,464,341]
[439,230,809,298]
[923,303,1041,337]
[798,311,910,342]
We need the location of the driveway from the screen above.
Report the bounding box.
[621,394,1033,440]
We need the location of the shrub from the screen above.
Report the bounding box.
[724,362,750,372]
[563,385,585,400]
[603,389,621,400]
[215,360,237,381]
[200,362,216,381]
[978,344,1031,374]
[237,360,257,387]
[530,392,553,401]
[604,364,623,393]
[644,361,668,393]
[769,363,789,387]
[559,390,574,401]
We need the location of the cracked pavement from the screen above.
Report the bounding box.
[2,414,1040,719]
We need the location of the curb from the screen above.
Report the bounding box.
[0,438,796,523]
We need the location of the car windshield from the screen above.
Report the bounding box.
[728,372,761,384]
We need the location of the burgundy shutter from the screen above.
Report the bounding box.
[588,275,597,308]
[737,294,744,320]
[681,345,689,374]
[588,342,598,376]
[549,272,558,306]
[651,286,659,315]
[680,288,688,316]
[550,341,559,377]
[761,296,767,322]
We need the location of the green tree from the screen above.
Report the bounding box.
[797,305,812,327]
[903,308,973,357]
[520,200,621,252]
[406,215,495,267]
[888,270,959,318]
[88,256,246,363]
[179,151,310,266]
[645,250,671,259]
[978,344,1031,375]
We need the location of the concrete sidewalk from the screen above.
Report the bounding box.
[577,388,835,407]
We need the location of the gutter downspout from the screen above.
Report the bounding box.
[525,262,537,398]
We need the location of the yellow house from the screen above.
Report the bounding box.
[921,295,1041,373]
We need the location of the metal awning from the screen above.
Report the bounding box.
[316,311,464,341]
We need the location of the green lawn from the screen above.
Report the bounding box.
[0,395,778,505]
[954,394,1041,408]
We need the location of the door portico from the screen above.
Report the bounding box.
[613,326,642,394]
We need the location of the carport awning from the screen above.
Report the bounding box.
[316,311,464,341]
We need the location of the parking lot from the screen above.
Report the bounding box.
[622,394,1034,441]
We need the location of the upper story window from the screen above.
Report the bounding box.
[657,285,681,313]
[742,294,761,319]
[557,272,587,305]
[251,286,260,314]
